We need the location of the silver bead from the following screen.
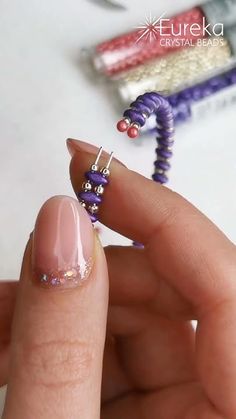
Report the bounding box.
[165,138,174,144]
[124,117,131,126]
[94,185,104,195]
[165,127,175,133]
[101,167,110,176]
[41,274,48,282]
[80,201,86,208]
[89,204,99,214]
[155,168,164,175]
[158,157,170,163]
[91,164,99,172]
[82,181,92,191]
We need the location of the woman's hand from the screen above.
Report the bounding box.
[1,138,236,418]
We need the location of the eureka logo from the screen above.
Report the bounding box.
[135,12,224,44]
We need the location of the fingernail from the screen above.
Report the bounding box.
[66,139,126,167]
[67,139,99,157]
[32,196,94,289]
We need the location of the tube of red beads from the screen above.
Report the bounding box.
[87,0,236,77]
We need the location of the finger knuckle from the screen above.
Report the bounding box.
[20,338,95,389]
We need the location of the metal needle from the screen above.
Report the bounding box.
[88,0,127,10]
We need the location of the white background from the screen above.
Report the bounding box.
[0,0,236,410]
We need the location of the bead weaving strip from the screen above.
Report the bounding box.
[117,92,175,185]
[77,147,113,223]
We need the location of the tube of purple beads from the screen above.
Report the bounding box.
[142,65,236,134]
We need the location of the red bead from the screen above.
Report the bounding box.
[127,126,139,139]
[117,119,129,132]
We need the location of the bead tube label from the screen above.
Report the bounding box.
[191,83,236,120]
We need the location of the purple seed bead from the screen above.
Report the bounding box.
[229,69,236,81]
[155,160,171,171]
[202,86,213,98]
[175,111,190,123]
[156,115,173,125]
[191,87,204,101]
[85,171,108,186]
[130,101,151,116]
[156,148,173,159]
[152,173,168,184]
[78,191,102,204]
[137,95,157,113]
[124,109,145,126]
[209,76,223,89]
[157,137,174,147]
[228,72,236,84]
[174,104,191,122]
[168,94,178,107]
[157,118,175,129]
[180,89,192,101]
[89,213,98,223]
[156,128,174,139]
[133,242,145,248]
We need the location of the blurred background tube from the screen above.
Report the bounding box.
[143,65,236,134]
[88,0,236,76]
[113,25,236,105]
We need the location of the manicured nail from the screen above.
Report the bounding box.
[32,196,94,288]
[67,139,99,157]
[66,139,126,167]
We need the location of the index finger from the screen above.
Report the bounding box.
[68,139,236,311]
[68,138,236,418]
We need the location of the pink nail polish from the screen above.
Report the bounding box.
[32,196,94,289]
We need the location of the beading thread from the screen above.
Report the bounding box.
[117,92,175,184]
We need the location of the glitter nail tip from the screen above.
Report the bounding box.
[34,258,93,289]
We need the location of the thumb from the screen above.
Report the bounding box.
[3,196,108,419]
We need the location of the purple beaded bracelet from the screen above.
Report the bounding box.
[76,93,175,226]
[117,92,175,185]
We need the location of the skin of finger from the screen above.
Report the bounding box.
[105,246,193,319]
[70,145,236,415]
[102,335,131,403]
[107,305,157,337]
[0,282,18,341]
[70,149,236,310]
[107,305,196,390]
[3,236,108,419]
[196,301,236,418]
[0,282,18,386]
[101,383,224,419]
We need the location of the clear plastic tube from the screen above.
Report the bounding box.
[114,37,233,105]
[86,0,236,77]
[142,65,236,134]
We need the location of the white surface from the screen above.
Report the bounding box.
[0,0,236,404]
